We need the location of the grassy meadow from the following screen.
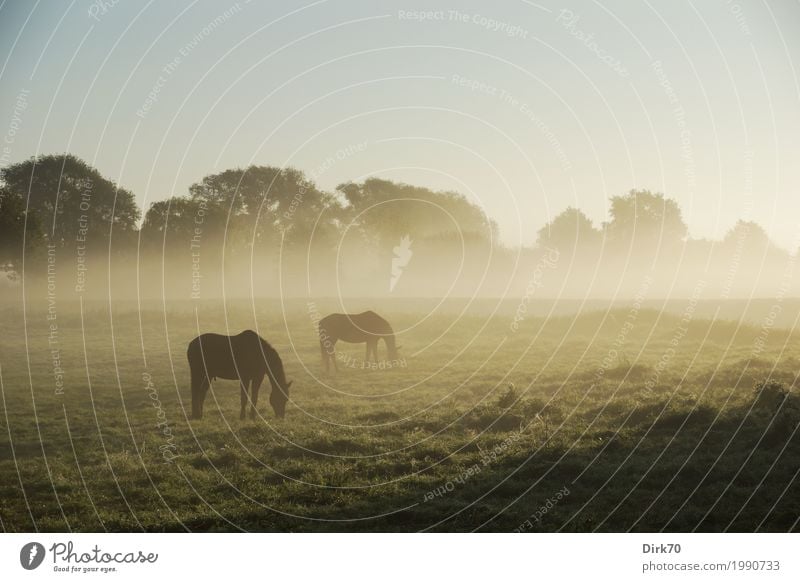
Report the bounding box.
[0,298,799,532]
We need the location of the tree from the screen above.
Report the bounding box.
[331,178,498,295]
[337,178,497,249]
[140,197,225,255]
[719,219,786,268]
[536,206,601,252]
[721,220,770,250]
[188,165,342,251]
[605,189,687,249]
[0,154,140,253]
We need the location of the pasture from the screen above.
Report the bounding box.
[0,298,798,532]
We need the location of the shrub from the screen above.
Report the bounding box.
[752,379,800,445]
[752,379,787,411]
[496,384,518,409]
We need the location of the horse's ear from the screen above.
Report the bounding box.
[396,345,403,350]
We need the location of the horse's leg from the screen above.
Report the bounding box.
[239,380,248,420]
[201,377,210,418]
[193,376,209,419]
[321,340,329,373]
[190,371,200,419]
[250,375,263,420]
[332,339,339,373]
[365,341,371,363]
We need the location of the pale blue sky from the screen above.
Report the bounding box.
[1,0,798,247]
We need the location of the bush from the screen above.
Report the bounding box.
[496,384,518,409]
[752,379,800,445]
[752,379,788,411]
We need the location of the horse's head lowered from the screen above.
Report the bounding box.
[269,379,292,419]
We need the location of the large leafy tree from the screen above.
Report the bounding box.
[605,189,687,249]
[337,178,497,249]
[332,178,498,295]
[187,165,342,251]
[0,154,140,253]
[139,196,227,261]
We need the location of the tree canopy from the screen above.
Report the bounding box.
[537,206,602,252]
[606,189,687,249]
[337,177,497,250]
[0,152,789,300]
[0,154,139,252]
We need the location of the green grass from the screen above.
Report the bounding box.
[0,300,798,532]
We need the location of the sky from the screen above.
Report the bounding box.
[1,0,799,248]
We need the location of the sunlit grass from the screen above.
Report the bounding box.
[0,301,798,532]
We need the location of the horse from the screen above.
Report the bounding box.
[187,330,292,420]
[317,311,399,372]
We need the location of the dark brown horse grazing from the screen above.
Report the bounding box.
[318,311,399,372]
[187,330,292,420]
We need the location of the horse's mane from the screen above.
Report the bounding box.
[259,337,286,384]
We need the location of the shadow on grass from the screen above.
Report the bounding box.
[177,379,799,532]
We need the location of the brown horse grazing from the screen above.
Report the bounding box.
[187,330,292,420]
[318,311,399,372]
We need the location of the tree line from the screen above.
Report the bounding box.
[0,153,793,298]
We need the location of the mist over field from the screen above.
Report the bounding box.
[1,0,799,534]
[2,152,799,305]
[2,151,799,533]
